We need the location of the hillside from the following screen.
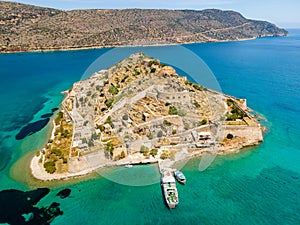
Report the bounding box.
[0,1,288,52]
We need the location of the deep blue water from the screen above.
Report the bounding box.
[0,30,300,224]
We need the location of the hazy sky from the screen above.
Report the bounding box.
[5,0,300,28]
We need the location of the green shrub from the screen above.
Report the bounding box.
[140,145,149,156]
[88,140,94,147]
[52,148,62,156]
[92,133,99,140]
[105,142,114,153]
[147,133,153,139]
[104,116,113,127]
[192,83,203,91]
[193,101,201,108]
[227,133,234,139]
[55,111,63,125]
[160,151,169,160]
[105,98,114,108]
[120,151,126,159]
[44,161,56,174]
[163,120,172,126]
[199,119,207,126]
[150,148,158,157]
[148,60,159,67]
[81,138,87,144]
[62,157,68,164]
[157,130,163,138]
[150,68,156,73]
[168,106,178,115]
[185,80,193,86]
[108,86,119,95]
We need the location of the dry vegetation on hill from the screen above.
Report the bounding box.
[0,1,288,52]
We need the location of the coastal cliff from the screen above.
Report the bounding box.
[0,1,288,53]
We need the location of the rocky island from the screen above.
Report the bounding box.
[0,1,288,53]
[31,53,263,180]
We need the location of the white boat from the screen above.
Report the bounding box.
[161,170,179,208]
[124,164,133,168]
[174,170,186,184]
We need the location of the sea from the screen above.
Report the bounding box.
[0,29,300,225]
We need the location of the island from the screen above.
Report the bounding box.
[0,1,287,53]
[30,53,263,180]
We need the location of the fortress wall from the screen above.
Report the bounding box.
[222,125,263,142]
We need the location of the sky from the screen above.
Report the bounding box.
[5,0,300,28]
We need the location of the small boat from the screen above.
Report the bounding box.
[161,170,179,208]
[174,170,186,184]
[124,164,133,168]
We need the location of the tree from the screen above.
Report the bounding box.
[168,106,178,115]
[88,140,94,147]
[92,133,99,140]
[44,161,56,174]
[150,68,156,73]
[105,98,114,108]
[193,101,201,108]
[150,148,158,157]
[163,120,172,126]
[148,60,159,67]
[104,116,113,127]
[199,118,207,126]
[120,151,126,159]
[160,151,169,160]
[108,86,119,95]
[105,142,114,159]
[55,111,63,125]
[227,133,234,139]
[157,130,163,138]
[140,145,149,156]
[51,148,62,157]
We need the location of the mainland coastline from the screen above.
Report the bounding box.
[0,2,288,54]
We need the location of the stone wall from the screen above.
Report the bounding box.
[222,125,263,142]
[157,90,190,104]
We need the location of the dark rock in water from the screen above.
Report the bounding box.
[41,113,53,118]
[56,188,71,199]
[15,118,50,140]
[4,135,11,139]
[51,108,59,112]
[0,188,63,225]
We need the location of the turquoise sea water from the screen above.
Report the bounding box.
[0,30,300,224]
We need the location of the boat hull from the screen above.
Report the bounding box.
[160,171,179,209]
[174,171,186,184]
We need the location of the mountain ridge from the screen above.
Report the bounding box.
[0,1,288,52]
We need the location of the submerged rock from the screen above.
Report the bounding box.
[56,188,71,199]
[0,188,63,225]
